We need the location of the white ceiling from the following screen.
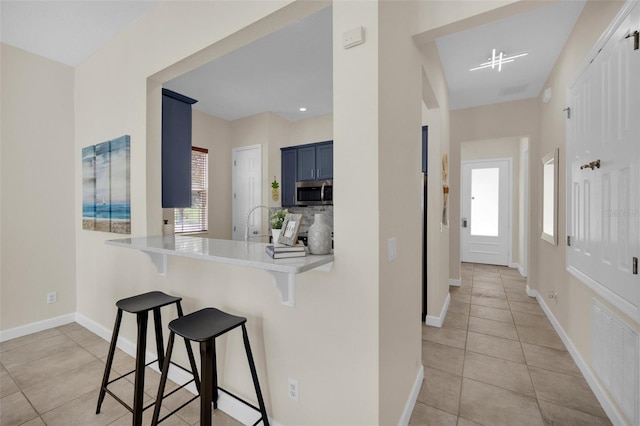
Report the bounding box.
[435,0,586,110]
[0,1,157,67]
[164,6,333,122]
[1,1,586,117]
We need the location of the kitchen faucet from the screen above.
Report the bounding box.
[244,205,268,242]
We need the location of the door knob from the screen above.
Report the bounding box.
[462,218,468,228]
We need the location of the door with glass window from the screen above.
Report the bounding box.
[461,160,510,265]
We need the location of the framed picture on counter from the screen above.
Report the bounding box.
[278,213,302,246]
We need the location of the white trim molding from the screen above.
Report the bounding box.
[425,293,450,328]
[526,285,538,298]
[399,365,424,426]
[448,278,461,287]
[0,313,75,342]
[535,294,628,425]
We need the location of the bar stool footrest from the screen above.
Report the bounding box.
[218,387,266,424]
[155,361,198,424]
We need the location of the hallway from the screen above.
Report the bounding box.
[410,263,611,425]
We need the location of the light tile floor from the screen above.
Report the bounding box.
[410,263,612,426]
[0,323,242,426]
[0,263,612,425]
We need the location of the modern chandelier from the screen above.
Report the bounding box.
[470,49,528,72]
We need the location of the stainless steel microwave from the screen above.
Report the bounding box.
[295,180,333,206]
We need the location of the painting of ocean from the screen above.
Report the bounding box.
[82,135,131,234]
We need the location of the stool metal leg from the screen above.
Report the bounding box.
[212,342,218,409]
[177,302,201,393]
[242,325,269,426]
[97,309,123,414]
[152,307,165,369]
[133,312,149,426]
[200,339,215,426]
[151,331,175,426]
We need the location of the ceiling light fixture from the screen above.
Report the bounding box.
[470,49,528,72]
[299,107,307,112]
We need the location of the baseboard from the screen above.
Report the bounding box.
[0,313,76,342]
[75,313,276,425]
[509,262,526,277]
[535,295,627,425]
[448,278,461,287]
[525,285,538,298]
[398,365,424,426]
[425,293,450,328]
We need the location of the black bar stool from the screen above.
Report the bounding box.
[151,307,269,426]
[96,291,200,426]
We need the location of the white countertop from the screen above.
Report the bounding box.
[105,235,334,307]
[106,235,334,273]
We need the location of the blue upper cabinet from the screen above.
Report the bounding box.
[281,140,333,207]
[296,145,316,181]
[162,89,197,208]
[281,148,297,207]
[316,142,333,180]
[296,141,333,182]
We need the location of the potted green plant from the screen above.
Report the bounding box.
[271,177,280,201]
[269,209,288,242]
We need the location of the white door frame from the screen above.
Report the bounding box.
[521,147,529,276]
[231,144,262,241]
[461,158,513,266]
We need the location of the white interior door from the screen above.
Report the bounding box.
[461,159,511,265]
[232,145,262,241]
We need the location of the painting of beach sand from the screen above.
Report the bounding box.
[82,135,130,234]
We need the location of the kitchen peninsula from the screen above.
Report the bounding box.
[106,235,333,307]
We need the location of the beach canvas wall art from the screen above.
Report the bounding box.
[82,135,131,234]
[82,146,96,230]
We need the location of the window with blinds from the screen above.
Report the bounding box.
[175,147,208,233]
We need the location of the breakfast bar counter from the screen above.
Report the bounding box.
[106,235,334,307]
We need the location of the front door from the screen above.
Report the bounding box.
[461,159,511,265]
[231,145,262,241]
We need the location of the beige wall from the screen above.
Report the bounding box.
[535,1,640,414]
[194,110,233,239]
[450,98,539,283]
[72,1,388,423]
[420,40,451,320]
[378,1,423,423]
[0,44,76,330]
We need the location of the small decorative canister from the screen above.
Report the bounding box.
[308,214,331,255]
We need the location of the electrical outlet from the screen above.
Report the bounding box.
[288,378,299,401]
[47,292,57,304]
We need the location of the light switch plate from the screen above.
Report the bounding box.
[388,238,397,262]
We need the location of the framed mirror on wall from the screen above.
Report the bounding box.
[541,148,559,245]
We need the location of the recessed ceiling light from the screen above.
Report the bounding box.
[470,49,528,72]
[299,107,307,112]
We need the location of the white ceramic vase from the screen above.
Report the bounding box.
[272,228,281,244]
[308,214,331,255]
